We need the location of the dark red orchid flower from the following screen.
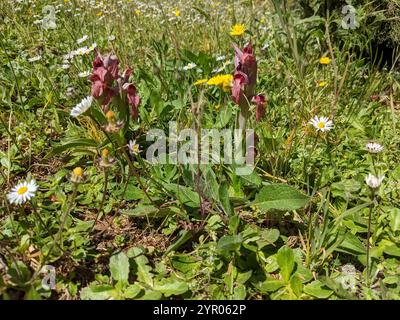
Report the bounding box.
[252,94,267,122]
[233,43,257,99]
[90,50,141,120]
[123,83,140,120]
[232,71,248,105]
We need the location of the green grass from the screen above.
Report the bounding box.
[0,0,400,300]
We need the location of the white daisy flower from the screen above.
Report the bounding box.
[108,35,116,41]
[78,71,90,78]
[28,55,42,62]
[262,42,270,51]
[89,43,97,51]
[309,116,334,132]
[216,55,226,61]
[366,142,384,154]
[61,64,70,70]
[365,174,384,189]
[74,46,89,56]
[7,179,38,205]
[127,140,141,155]
[183,63,197,71]
[70,96,93,117]
[77,35,88,44]
[63,52,75,60]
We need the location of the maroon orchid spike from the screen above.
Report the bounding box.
[232,72,248,105]
[89,50,141,120]
[89,50,120,106]
[123,83,140,120]
[233,43,257,98]
[252,94,267,122]
[232,43,258,130]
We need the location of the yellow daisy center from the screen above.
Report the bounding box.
[317,122,326,129]
[133,145,139,152]
[17,186,28,195]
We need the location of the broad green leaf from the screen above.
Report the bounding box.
[217,235,243,252]
[123,205,158,217]
[336,232,365,255]
[232,284,247,299]
[120,184,145,201]
[165,230,193,254]
[389,208,400,232]
[154,277,189,297]
[132,252,154,287]
[256,279,285,293]
[240,171,262,186]
[123,284,143,299]
[303,280,333,299]
[109,252,130,282]
[25,287,42,300]
[383,244,400,257]
[80,285,115,300]
[46,138,98,158]
[289,274,303,297]
[138,290,163,300]
[166,184,200,208]
[257,228,280,248]
[219,182,233,216]
[171,254,202,275]
[253,184,309,212]
[277,246,295,282]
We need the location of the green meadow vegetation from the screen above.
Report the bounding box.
[0,0,400,300]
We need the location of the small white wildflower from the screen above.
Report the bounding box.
[70,96,93,117]
[89,43,97,51]
[365,174,384,189]
[7,180,38,205]
[309,116,334,132]
[74,46,89,56]
[63,52,75,60]
[127,140,141,155]
[262,42,270,51]
[78,71,90,78]
[108,35,116,41]
[366,142,384,154]
[28,55,42,62]
[77,35,88,44]
[183,62,197,71]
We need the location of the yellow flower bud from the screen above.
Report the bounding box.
[102,149,109,158]
[73,167,83,177]
[105,110,115,120]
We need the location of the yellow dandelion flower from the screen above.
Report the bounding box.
[230,24,246,36]
[214,104,221,111]
[207,74,233,92]
[173,9,181,17]
[97,11,103,17]
[194,79,208,86]
[135,9,141,15]
[319,57,331,65]
[318,81,327,87]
